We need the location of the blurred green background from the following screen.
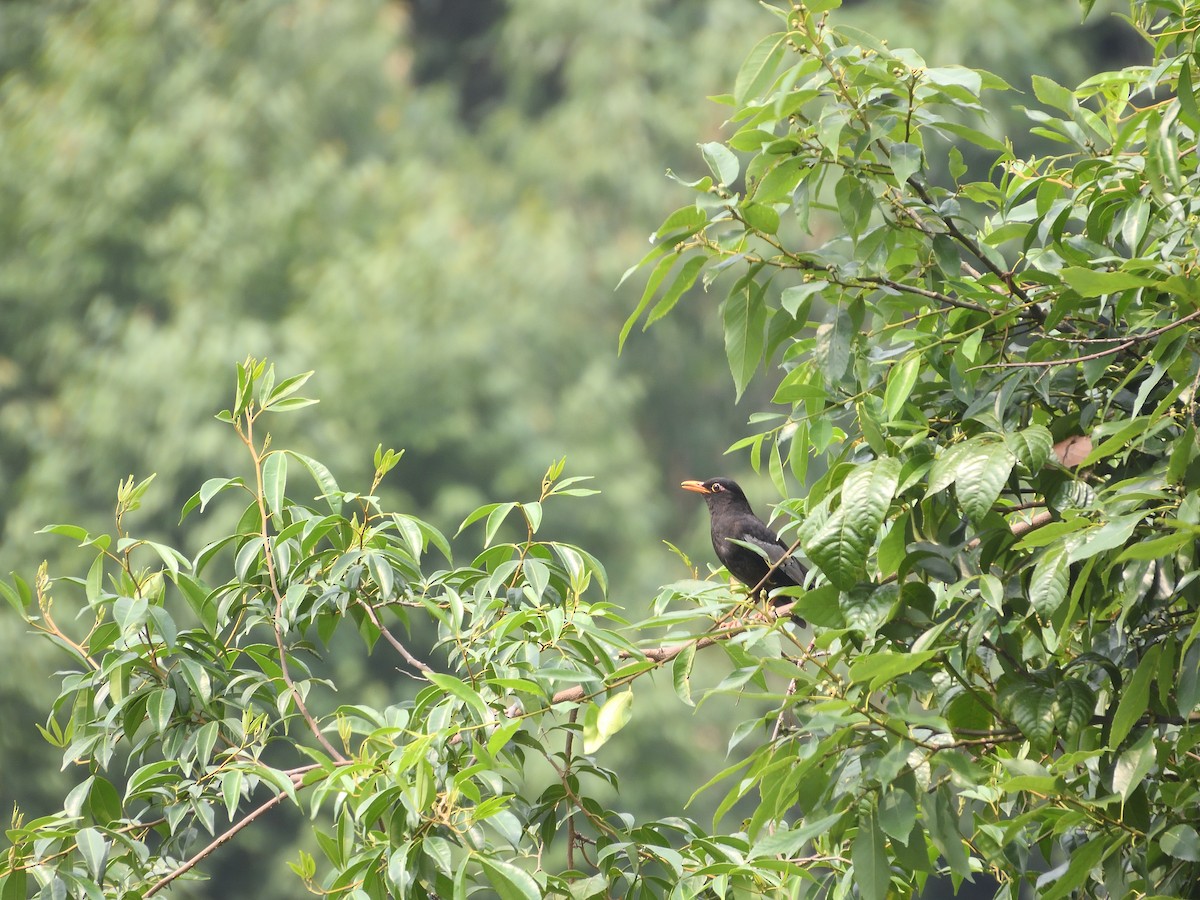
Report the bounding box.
[0,1,1140,895]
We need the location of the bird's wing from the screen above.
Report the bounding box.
[733,520,808,586]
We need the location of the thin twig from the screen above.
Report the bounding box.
[907,177,1031,304]
[858,276,992,315]
[974,309,1200,370]
[771,679,799,744]
[356,599,433,676]
[564,707,579,871]
[244,415,346,763]
[548,623,750,705]
[967,510,1053,551]
[144,780,296,897]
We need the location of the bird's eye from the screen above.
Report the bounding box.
[710,482,724,492]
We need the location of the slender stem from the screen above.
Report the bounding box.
[858,275,992,315]
[144,784,293,897]
[564,708,579,871]
[243,413,345,763]
[907,177,1032,305]
[356,599,433,676]
[770,679,799,744]
[975,309,1200,370]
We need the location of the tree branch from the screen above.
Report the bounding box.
[356,598,433,676]
[907,176,1032,305]
[857,275,992,315]
[144,776,299,897]
[975,309,1200,370]
[243,414,346,764]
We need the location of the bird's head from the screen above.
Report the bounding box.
[680,477,753,514]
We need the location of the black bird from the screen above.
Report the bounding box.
[681,477,806,625]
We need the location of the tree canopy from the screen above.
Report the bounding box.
[5,0,1200,898]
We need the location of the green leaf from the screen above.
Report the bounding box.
[486,720,523,757]
[645,255,706,327]
[621,253,681,352]
[1061,267,1156,297]
[85,776,123,824]
[754,156,809,204]
[741,201,780,235]
[790,583,845,628]
[1030,545,1069,617]
[1109,644,1159,748]
[85,552,104,606]
[998,676,1056,751]
[1052,679,1095,742]
[817,299,859,385]
[925,65,982,95]
[750,811,844,859]
[841,583,898,637]
[734,34,786,105]
[484,502,519,547]
[883,354,920,420]
[923,785,971,878]
[75,827,108,881]
[478,858,541,900]
[1160,824,1200,862]
[948,145,967,180]
[876,512,909,579]
[1112,729,1155,802]
[700,141,739,186]
[1067,513,1146,563]
[835,174,873,235]
[37,523,91,543]
[931,120,1005,151]
[926,441,974,495]
[125,760,179,800]
[262,451,287,518]
[284,450,342,513]
[457,501,505,537]
[848,650,937,690]
[1,870,26,900]
[954,440,1016,523]
[1005,425,1053,471]
[222,769,244,820]
[722,274,768,400]
[650,205,707,242]
[878,788,917,842]
[852,808,890,900]
[804,457,900,589]
[427,671,490,721]
[0,577,28,616]
[1114,531,1194,563]
[672,642,696,707]
[1038,835,1114,900]
[264,369,314,405]
[263,396,318,412]
[1178,61,1200,131]
[1078,416,1149,467]
[889,142,922,185]
[190,476,248,519]
[780,281,826,318]
[1031,74,1076,113]
[583,691,634,753]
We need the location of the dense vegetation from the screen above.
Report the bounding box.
[4,0,1196,897]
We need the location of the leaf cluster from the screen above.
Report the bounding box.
[622,0,1200,896]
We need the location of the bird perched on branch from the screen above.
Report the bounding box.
[681,477,806,626]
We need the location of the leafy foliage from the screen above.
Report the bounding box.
[7,0,1200,898]
[2,359,628,898]
[619,0,1200,896]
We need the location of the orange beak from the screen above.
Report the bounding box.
[680,480,709,494]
